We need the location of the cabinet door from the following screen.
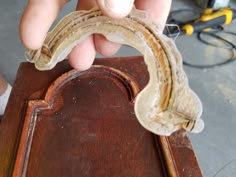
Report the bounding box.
[0,57,202,177]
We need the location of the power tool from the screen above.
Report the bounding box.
[169,7,236,36]
[182,8,236,35]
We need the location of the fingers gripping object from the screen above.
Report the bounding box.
[26,8,204,136]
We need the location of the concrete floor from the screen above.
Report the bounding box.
[1,0,236,176]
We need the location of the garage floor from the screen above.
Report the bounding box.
[0,0,236,176]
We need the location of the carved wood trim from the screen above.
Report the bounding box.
[0,57,203,177]
[12,65,186,177]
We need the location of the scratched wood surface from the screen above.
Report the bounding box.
[0,57,203,177]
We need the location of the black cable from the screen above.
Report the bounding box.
[165,8,202,37]
[166,9,236,69]
[182,30,236,69]
[197,30,236,49]
[168,9,202,24]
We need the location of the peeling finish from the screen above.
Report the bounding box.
[26,8,204,136]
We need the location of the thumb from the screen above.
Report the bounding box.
[97,0,134,18]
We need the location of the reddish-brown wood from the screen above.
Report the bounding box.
[0,56,203,177]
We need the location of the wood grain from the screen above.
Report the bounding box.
[0,57,203,177]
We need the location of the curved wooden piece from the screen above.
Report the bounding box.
[26,8,204,135]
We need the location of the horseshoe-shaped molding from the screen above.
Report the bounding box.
[27,8,204,136]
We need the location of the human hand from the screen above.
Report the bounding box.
[20,0,172,70]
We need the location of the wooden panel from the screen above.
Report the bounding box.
[0,57,203,177]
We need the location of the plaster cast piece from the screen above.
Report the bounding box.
[26,8,204,136]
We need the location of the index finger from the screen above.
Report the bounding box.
[19,0,68,50]
[135,0,172,31]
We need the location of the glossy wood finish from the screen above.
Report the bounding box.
[0,56,203,177]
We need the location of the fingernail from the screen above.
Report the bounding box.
[100,0,134,17]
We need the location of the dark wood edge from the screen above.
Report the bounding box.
[159,134,203,177]
[159,136,179,177]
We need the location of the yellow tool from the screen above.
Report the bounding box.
[182,8,236,35]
